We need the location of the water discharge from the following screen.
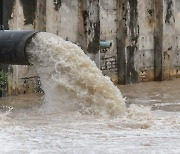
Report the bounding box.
[0,80,180,153]
[0,32,180,153]
[26,32,126,116]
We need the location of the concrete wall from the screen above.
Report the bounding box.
[174,0,180,77]
[2,0,101,95]
[2,0,180,95]
[117,0,155,84]
[117,0,180,84]
[4,0,38,95]
[99,0,118,82]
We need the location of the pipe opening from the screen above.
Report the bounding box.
[0,30,38,65]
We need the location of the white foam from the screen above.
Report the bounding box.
[0,106,13,125]
[26,32,126,116]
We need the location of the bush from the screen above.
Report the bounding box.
[0,70,7,90]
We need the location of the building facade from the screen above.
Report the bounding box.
[0,0,180,95]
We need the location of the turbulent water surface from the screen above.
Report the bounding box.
[26,32,125,116]
[0,33,180,153]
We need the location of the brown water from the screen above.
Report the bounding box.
[26,32,125,117]
[0,79,180,153]
[119,80,180,112]
[0,32,179,153]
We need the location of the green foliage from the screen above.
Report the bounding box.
[0,71,8,90]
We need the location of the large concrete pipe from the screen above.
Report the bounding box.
[0,30,37,65]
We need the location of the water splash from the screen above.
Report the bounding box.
[0,105,13,125]
[26,32,126,116]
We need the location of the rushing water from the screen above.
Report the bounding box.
[26,32,125,116]
[0,81,180,153]
[0,33,180,153]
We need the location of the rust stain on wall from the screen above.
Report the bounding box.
[146,0,155,28]
[128,0,139,42]
[117,0,139,84]
[86,0,100,54]
[165,0,175,24]
[87,21,100,54]
[77,0,87,52]
[53,0,61,11]
[36,0,46,31]
[117,0,127,84]
[20,0,37,25]
[3,0,15,29]
[154,0,163,81]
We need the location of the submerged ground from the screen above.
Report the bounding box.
[0,79,180,153]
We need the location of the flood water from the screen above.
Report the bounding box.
[0,32,180,153]
[26,32,126,117]
[0,79,180,154]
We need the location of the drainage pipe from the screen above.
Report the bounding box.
[100,41,112,48]
[0,30,37,65]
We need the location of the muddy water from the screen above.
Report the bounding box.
[0,80,180,153]
[119,79,180,112]
[26,32,125,116]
